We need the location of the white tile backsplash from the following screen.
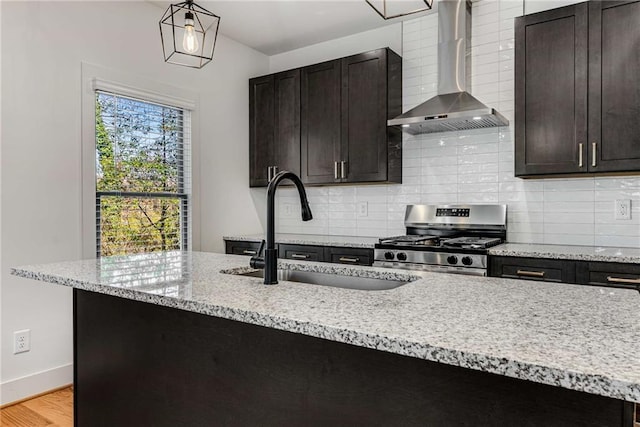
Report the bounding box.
[274,0,640,247]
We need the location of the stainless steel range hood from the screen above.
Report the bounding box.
[388,0,508,135]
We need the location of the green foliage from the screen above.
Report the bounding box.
[95,93,185,257]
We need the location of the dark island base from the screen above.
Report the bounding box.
[73,289,634,427]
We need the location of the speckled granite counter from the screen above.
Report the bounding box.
[490,243,640,264]
[11,251,640,403]
[223,233,378,248]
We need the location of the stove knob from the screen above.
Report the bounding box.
[461,256,473,266]
[447,255,458,265]
[397,252,408,261]
[384,251,395,260]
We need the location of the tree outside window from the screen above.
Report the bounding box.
[95,92,190,257]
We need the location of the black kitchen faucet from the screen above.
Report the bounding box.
[250,171,312,284]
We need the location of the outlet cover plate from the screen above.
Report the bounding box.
[14,329,31,354]
[615,199,631,220]
[283,203,295,218]
[358,202,368,217]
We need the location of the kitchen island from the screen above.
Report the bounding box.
[12,251,640,426]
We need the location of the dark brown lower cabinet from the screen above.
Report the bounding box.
[576,261,640,291]
[489,256,577,283]
[226,240,373,266]
[278,243,324,262]
[490,255,640,292]
[224,240,262,256]
[75,289,635,427]
[278,243,373,266]
[325,246,372,266]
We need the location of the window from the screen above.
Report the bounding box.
[94,91,191,257]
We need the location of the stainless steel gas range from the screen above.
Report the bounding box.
[374,204,507,276]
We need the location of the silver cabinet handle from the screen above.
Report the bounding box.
[243,250,257,255]
[334,161,339,180]
[592,142,597,167]
[273,165,278,176]
[341,161,347,179]
[291,254,309,260]
[267,166,273,182]
[578,143,583,168]
[607,276,640,284]
[339,257,360,263]
[516,270,545,278]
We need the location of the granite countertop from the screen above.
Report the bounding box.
[11,251,640,403]
[490,243,640,264]
[223,233,379,248]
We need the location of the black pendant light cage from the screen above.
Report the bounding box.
[366,0,433,20]
[160,0,220,69]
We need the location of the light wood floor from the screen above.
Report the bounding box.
[0,387,73,427]
[0,386,637,426]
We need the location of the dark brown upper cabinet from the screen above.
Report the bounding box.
[340,49,402,184]
[251,48,402,187]
[249,75,275,187]
[515,1,640,177]
[588,1,640,173]
[301,48,402,185]
[301,60,342,184]
[249,69,300,188]
[515,2,588,176]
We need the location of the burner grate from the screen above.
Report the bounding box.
[442,236,503,249]
[379,235,440,246]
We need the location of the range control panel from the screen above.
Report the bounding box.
[373,249,486,269]
[435,208,470,217]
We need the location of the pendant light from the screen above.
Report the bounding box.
[159,0,220,69]
[366,0,433,20]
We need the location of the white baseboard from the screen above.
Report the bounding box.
[1,363,73,406]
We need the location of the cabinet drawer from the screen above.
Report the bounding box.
[490,256,576,283]
[577,261,640,290]
[278,244,324,262]
[225,240,262,256]
[325,247,373,266]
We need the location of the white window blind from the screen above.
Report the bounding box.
[95,90,191,257]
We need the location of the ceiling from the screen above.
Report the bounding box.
[149,1,435,55]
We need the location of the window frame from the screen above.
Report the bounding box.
[81,63,200,259]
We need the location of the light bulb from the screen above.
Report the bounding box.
[182,12,199,54]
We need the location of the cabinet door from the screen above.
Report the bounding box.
[576,261,640,290]
[588,1,640,172]
[278,244,325,262]
[274,70,301,176]
[325,247,373,266]
[341,49,388,183]
[489,256,576,283]
[249,75,275,187]
[515,3,588,176]
[301,60,341,184]
[225,240,262,256]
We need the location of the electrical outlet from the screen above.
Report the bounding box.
[283,203,295,218]
[615,199,631,220]
[357,201,368,217]
[14,329,31,354]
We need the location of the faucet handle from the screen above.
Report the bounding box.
[249,240,266,270]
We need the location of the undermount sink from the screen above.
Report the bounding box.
[228,268,414,291]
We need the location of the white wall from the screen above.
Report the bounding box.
[269,24,402,73]
[0,1,268,404]
[524,0,583,14]
[275,0,640,248]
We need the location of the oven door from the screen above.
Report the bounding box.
[373,261,487,276]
